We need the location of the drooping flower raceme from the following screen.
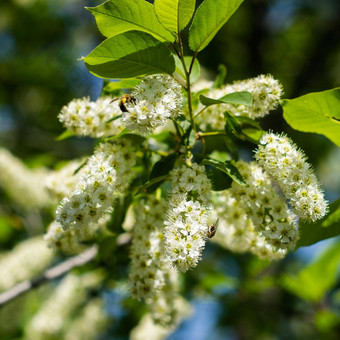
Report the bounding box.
[25,272,103,340]
[129,196,172,301]
[255,132,328,222]
[122,74,183,134]
[0,148,50,209]
[0,236,55,292]
[164,163,212,272]
[58,96,124,138]
[198,74,283,130]
[211,191,288,260]
[56,140,136,233]
[64,298,109,340]
[230,160,299,252]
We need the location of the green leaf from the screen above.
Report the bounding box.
[174,55,200,83]
[154,0,196,34]
[200,91,253,107]
[83,31,175,79]
[55,130,75,141]
[147,153,178,193]
[236,116,261,129]
[108,193,133,232]
[224,111,242,136]
[86,0,174,42]
[150,154,178,180]
[189,0,244,52]
[135,175,169,195]
[241,128,264,144]
[201,159,246,186]
[281,239,340,302]
[282,88,340,147]
[103,78,141,92]
[296,198,340,249]
[206,168,232,191]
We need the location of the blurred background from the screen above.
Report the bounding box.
[1,0,340,339]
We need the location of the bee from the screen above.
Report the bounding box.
[111,94,137,113]
[207,219,219,238]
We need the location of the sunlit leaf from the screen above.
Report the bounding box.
[87,0,174,42]
[55,130,75,141]
[200,91,252,107]
[103,79,141,92]
[154,0,196,34]
[282,88,340,147]
[174,55,200,83]
[189,0,244,52]
[83,31,175,79]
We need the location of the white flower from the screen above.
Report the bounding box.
[56,140,136,233]
[198,74,283,130]
[129,196,173,300]
[164,198,209,272]
[25,272,103,340]
[0,148,50,209]
[230,160,299,251]
[211,191,288,260]
[255,132,328,222]
[122,75,183,134]
[58,96,124,138]
[0,236,55,292]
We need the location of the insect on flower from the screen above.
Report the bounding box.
[110,94,137,113]
[207,218,219,238]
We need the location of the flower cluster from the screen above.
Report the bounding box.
[63,298,109,340]
[130,296,192,340]
[212,192,288,260]
[255,132,328,222]
[58,96,124,138]
[164,163,212,272]
[129,196,172,300]
[45,218,110,254]
[122,74,183,134]
[198,74,283,130]
[0,148,50,209]
[25,272,103,340]
[0,237,55,292]
[56,140,136,233]
[230,160,299,252]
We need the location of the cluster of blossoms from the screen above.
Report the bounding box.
[58,96,124,137]
[230,160,299,252]
[63,298,109,340]
[130,296,192,340]
[122,74,183,134]
[129,195,187,327]
[212,191,290,260]
[0,148,50,209]
[255,132,328,221]
[25,272,103,340]
[0,236,55,292]
[164,163,212,272]
[198,74,283,130]
[51,140,136,250]
[129,196,172,300]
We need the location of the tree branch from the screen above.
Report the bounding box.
[0,245,98,307]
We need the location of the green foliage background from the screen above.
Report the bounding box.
[1,0,340,339]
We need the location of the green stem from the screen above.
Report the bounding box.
[198,131,226,138]
[177,36,196,136]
